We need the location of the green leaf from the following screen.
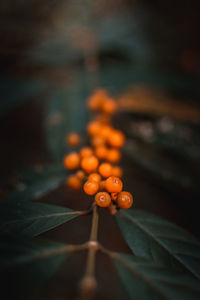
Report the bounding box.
[116,210,200,279]
[0,235,69,299]
[112,253,200,300]
[0,201,79,236]
[5,163,67,203]
[124,140,200,188]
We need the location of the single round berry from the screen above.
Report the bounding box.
[108,130,125,148]
[88,173,101,183]
[117,191,133,209]
[67,175,81,190]
[107,148,121,163]
[95,192,111,207]
[81,156,99,174]
[91,136,105,147]
[87,121,102,136]
[112,166,123,177]
[105,176,123,193]
[95,146,108,160]
[76,170,85,180]
[83,180,99,195]
[102,98,117,115]
[98,163,113,178]
[87,89,107,111]
[63,152,80,170]
[99,125,113,140]
[80,147,93,158]
[67,132,80,147]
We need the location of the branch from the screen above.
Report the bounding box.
[79,203,99,300]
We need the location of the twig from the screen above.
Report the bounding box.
[79,203,99,300]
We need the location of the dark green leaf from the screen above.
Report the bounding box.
[116,210,200,279]
[0,201,79,236]
[0,235,69,299]
[113,253,200,300]
[124,140,200,188]
[5,164,67,203]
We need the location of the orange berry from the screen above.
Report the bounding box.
[95,192,111,207]
[117,192,133,209]
[91,136,105,147]
[95,146,108,160]
[67,175,81,190]
[80,147,93,158]
[107,148,121,163]
[112,166,123,177]
[108,130,125,148]
[99,180,106,191]
[108,203,117,215]
[87,121,102,136]
[67,132,80,147]
[63,152,80,170]
[88,173,101,183]
[81,156,99,174]
[87,89,108,111]
[99,125,113,140]
[102,98,117,114]
[76,170,85,180]
[111,192,118,200]
[83,180,99,195]
[105,176,123,193]
[98,163,113,178]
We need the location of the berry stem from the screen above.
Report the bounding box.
[79,203,99,300]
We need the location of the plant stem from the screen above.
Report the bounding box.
[79,203,99,300]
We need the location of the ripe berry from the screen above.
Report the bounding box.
[67,132,80,147]
[67,175,81,190]
[76,170,85,180]
[63,152,80,170]
[108,130,125,148]
[99,163,113,178]
[117,191,133,209]
[80,147,93,158]
[112,166,123,177]
[95,146,108,160]
[105,176,123,193]
[95,192,111,207]
[107,148,121,163]
[83,180,99,195]
[99,125,112,140]
[81,156,99,173]
[87,121,102,136]
[88,173,101,183]
[102,98,117,115]
[91,136,105,147]
[87,89,107,111]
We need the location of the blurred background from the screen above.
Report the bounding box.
[0,1,200,299]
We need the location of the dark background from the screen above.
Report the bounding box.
[0,1,200,299]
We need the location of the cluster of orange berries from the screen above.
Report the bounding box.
[63,89,133,213]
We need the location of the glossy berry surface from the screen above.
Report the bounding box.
[117,191,133,209]
[105,176,123,193]
[95,192,111,207]
[88,173,101,183]
[83,180,99,195]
